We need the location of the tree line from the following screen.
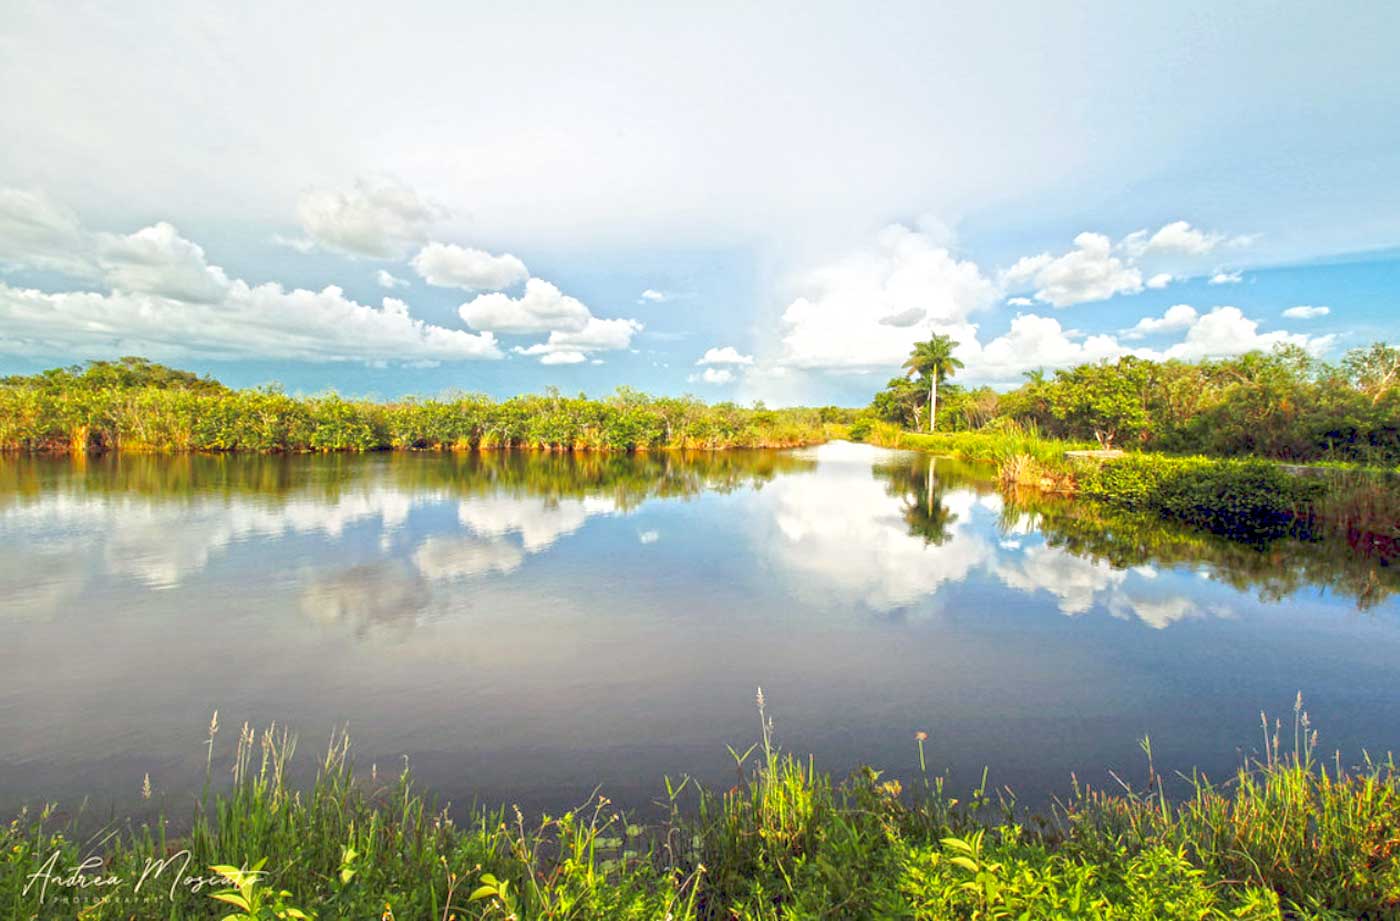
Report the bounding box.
[0,357,837,453]
[871,337,1400,465]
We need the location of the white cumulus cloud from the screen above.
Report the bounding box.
[697,345,754,366]
[513,316,644,363]
[639,289,669,302]
[0,190,501,364]
[459,277,593,334]
[1209,270,1243,285]
[1122,303,1199,340]
[297,176,444,258]
[689,367,735,384]
[1002,221,1253,308]
[96,222,231,303]
[777,223,996,370]
[1001,231,1142,307]
[1282,304,1329,319]
[1161,306,1333,361]
[375,269,409,289]
[965,314,1134,381]
[412,242,528,291]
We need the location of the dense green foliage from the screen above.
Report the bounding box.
[870,344,1400,464]
[4,698,1395,919]
[1073,454,1324,542]
[858,425,1400,546]
[0,359,831,453]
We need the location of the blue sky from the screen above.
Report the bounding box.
[1,1,1397,405]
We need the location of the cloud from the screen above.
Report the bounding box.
[271,234,316,254]
[689,367,735,384]
[638,529,660,544]
[965,314,1134,381]
[412,242,528,291]
[1001,231,1143,307]
[963,304,1334,380]
[375,269,409,289]
[538,350,587,365]
[296,176,444,258]
[639,288,669,302]
[1005,296,1032,306]
[778,223,996,370]
[455,273,645,363]
[1282,304,1329,319]
[697,345,754,366]
[459,277,592,334]
[513,316,644,363]
[0,194,502,364]
[1135,220,1224,256]
[0,188,95,276]
[96,222,231,303]
[1002,221,1254,307]
[1209,270,1243,285]
[0,282,503,364]
[1122,303,1198,340]
[1160,305,1333,361]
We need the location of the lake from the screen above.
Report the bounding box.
[2,442,1397,820]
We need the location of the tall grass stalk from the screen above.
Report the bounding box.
[2,694,1395,919]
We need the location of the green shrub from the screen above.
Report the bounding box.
[0,362,833,455]
[1075,455,1323,541]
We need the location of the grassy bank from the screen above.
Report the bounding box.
[860,424,1400,546]
[0,359,836,453]
[3,697,1396,919]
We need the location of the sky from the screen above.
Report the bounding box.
[1,1,1398,406]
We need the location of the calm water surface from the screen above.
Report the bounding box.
[2,443,1398,817]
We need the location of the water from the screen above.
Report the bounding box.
[2,443,1397,818]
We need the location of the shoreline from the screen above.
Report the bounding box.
[4,703,1394,919]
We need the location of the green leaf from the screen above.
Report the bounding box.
[211,892,252,911]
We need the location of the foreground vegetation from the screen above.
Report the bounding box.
[3,696,1395,920]
[0,359,838,453]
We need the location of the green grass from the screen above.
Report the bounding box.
[3,695,1396,919]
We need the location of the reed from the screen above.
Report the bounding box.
[3,695,1394,919]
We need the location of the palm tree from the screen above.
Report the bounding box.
[902,334,964,432]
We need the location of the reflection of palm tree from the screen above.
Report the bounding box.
[900,458,957,545]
